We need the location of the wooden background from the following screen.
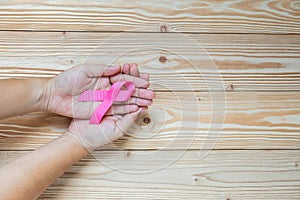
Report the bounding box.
[0,0,299,199]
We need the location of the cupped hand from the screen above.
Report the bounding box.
[42,64,154,119]
[67,107,145,152]
[66,63,153,152]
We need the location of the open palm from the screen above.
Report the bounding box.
[44,64,153,119]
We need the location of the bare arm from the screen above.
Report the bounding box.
[0,78,47,119]
[0,107,143,200]
[0,133,88,200]
[0,64,153,200]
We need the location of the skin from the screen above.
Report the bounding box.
[0,63,154,200]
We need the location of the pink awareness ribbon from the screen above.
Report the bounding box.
[78,81,135,124]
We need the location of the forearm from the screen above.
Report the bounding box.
[0,78,48,119]
[0,133,88,200]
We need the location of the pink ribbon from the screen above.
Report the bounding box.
[78,81,135,124]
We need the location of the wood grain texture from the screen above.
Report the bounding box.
[1,150,299,199]
[0,31,299,91]
[0,0,299,199]
[0,0,299,33]
[1,92,299,150]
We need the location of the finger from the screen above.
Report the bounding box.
[82,64,120,78]
[136,107,148,116]
[80,64,105,78]
[132,88,155,100]
[130,63,140,77]
[140,73,149,81]
[122,63,130,74]
[115,108,143,137]
[105,105,138,116]
[102,65,121,76]
[110,74,149,88]
[113,97,153,107]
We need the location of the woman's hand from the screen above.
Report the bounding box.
[66,63,153,151]
[67,107,145,152]
[42,64,154,119]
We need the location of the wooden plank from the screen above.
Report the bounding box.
[1,92,299,150]
[0,0,299,33]
[1,150,299,199]
[0,31,299,91]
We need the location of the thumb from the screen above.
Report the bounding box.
[82,64,121,78]
[115,108,143,137]
[102,65,121,76]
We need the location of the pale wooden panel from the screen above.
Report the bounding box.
[1,150,299,199]
[0,32,299,91]
[1,92,299,150]
[0,0,299,33]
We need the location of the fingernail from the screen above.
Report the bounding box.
[130,105,139,111]
[150,91,155,98]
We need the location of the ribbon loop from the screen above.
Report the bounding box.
[78,81,135,124]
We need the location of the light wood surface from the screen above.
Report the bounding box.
[1,150,300,199]
[0,32,299,91]
[0,0,299,33]
[0,0,299,199]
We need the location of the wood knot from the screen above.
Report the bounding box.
[143,116,151,124]
[126,151,131,157]
[159,56,168,63]
[227,83,234,92]
[136,113,152,126]
[63,31,66,35]
[159,24,168,32]
[70,60,74,64]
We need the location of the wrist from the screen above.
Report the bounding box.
[63,131,89,155]
[35,77,53,112]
